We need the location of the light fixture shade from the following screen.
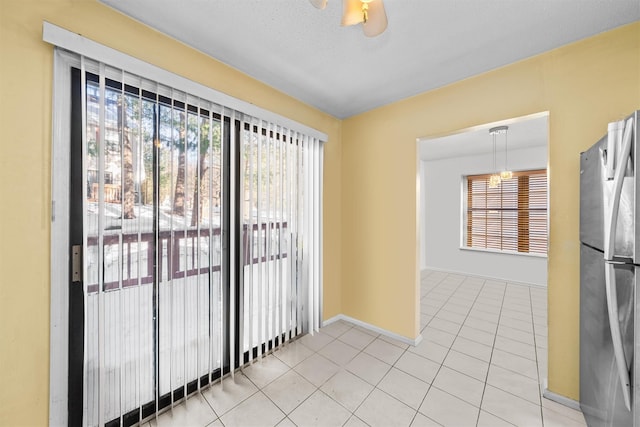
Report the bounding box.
[309,0,328,9]
[500,170,513,180]
[489,174,501,188]
[362,0,387,37]
[341,0,365,26]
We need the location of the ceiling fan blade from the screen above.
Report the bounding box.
[341,0,364,26]
[362,0,387,37]
[309,0,328,10]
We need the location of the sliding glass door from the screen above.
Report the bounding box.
[70,64,228,426]
[62,50,323,427]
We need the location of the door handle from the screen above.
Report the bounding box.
[605,261,632,411]
[604,117,634,260]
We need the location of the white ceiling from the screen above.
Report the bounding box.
[418,113,548,161]
[100,0,639,119]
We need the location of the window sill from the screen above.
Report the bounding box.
[459,246,548,259]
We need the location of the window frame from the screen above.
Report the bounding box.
[461,168,548,258]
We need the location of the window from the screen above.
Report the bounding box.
[465,170,547,255]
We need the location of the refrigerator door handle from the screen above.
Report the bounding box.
[604,117,635,260]
[605,261,632,411]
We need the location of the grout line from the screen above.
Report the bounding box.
[529,285,546,425]
[476,277,508,426]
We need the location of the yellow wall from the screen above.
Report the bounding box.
[0,1,342,424]
[342,21,640,400]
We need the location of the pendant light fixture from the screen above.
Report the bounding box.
[489,126,504,188]
[488,125,512,188]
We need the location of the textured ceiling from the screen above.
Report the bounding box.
[100,0,640,119]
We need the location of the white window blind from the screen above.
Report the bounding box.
[47,23,324,426]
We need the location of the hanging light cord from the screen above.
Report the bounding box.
[504,131,508,172]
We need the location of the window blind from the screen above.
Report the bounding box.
[466,170,547,254]
[49,39,324,426]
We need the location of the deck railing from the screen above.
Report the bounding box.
[86,222,288,292]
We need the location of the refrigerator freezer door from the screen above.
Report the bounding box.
[581,244,634,427]
[580,137,605,250]
[580,129,635,258]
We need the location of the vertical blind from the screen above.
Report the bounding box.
[466,169,548,254]
[238,119,323,364]
[77,52,323,426]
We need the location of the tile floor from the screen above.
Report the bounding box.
[144,270,587,427]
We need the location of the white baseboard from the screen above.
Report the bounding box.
[542,388,581,411]
[323,314,423,347]
[422,266,547,288]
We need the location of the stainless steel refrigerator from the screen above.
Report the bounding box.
[580,110,639,426]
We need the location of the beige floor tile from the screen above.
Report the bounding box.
[355,388,416,427]
[467,309,500,324]
[219,392,285,427]
[535,334,548,349]
[451,336,493,362]
[501,308,533,322]
[345,352,392,385]
[203,373,258,416]
[419,387,479,427]
[262,370,317,414]
[435,309,467,324]
[378,333,410,349]
[440,302,471,316]
[320,320,353,338]
[378,367,431,409]
[421,327,456,348]
[338,328,377,350]
[273,340,314,368]
[319,338,360,366]
[497,324,535,345]
[477,410,514,427]
[298,331,334,352]
[242,354,290,388]
[408,338,449,364]
[320,369,373,412]
[432,366,484,407]
[499,317,534,334]
[410,412,444,426]
[150,394,218,427]
[541,398,587,424]
[481,385,542,427]
[288,390,351,427]
[294,353,340,387]
[457,325,495,347]
[395,351,441,384]
[353,325,380,337]
[542,407,587,427]
[493,335,537,361]
[344,415,369,427]
[486,364,540,405]
[491,348,539,380]
[275,417,297,427]
[428,317,462,335]
[443,350,489,382]
[463,317,498,334]
[364,338,406,365]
